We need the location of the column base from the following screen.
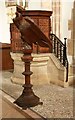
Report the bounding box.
[14,84,43,109]
[68,64,75,86]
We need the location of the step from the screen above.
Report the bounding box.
[47,53,69,87]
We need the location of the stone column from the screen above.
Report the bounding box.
[68,1,75,85]
[52,0,61,38]
[10,52,50,85]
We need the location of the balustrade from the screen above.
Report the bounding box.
[50,33,68,82]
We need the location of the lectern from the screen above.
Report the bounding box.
[13,11,52,108]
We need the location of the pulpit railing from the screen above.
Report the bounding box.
[50,33,68,82]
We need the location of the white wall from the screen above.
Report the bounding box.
[60,0,74,64]
[28,0,42,10]
[41,0,51,10]
[0,0,10,43]
[28,0,51,10]
[60,0,74,42]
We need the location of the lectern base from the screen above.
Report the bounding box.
[14,84,43,109]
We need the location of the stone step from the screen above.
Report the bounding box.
[47,53,69,87]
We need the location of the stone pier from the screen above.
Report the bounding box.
[68,1,75,85]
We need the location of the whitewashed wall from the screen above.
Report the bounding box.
[0,0,10,43]
[28,0,42,10]
[60,0,74,42]
[28,0,51,10]
[60,0,74,64]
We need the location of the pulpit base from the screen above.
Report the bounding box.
[10,52,50,85]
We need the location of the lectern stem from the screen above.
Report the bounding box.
[14,49,42,109]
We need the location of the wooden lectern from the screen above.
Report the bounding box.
[13,8,52,109]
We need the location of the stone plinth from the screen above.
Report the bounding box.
[10,52,50,85]
[68,59,75,85]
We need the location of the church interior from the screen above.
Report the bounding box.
[0,0,75,119]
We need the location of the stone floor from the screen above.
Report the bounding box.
[0,71,74,119]
[1,96,26,118]
[1,90,45,119]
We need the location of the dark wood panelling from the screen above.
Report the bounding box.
[0,43,14,70]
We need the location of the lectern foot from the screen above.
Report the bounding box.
[14,93,42,109]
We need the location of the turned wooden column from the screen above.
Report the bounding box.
[14,48,42,108]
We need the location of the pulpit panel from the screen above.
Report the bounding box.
[0,43,14,70]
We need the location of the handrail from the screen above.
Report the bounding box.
[50,33,68,82]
